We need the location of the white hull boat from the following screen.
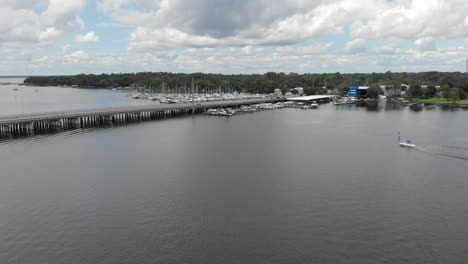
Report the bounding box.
[399,141,416,148]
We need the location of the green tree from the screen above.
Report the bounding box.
[408,85,423,98]
[22,72,468,96]
[460,89,466,100]
[424,86,437,98]
[303,87,316,95]
[337,83,349,96]
[441,84,450,98]
[447,88,461,103]
[366,84,381,99]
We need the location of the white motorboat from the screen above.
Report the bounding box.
[130,93,141,99]
[399,140,416,148]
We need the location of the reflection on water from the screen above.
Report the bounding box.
[334,101,468,113]
[409,103,423,112]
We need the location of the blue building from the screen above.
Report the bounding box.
[348,86,369,98]
[348,86,359,97]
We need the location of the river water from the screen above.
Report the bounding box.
[1,79,468,264]
[0,78,153,116]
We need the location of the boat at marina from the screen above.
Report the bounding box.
[130,93,142,99]
[331,97,354,105]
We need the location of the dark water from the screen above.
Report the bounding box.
[1,84,468,263]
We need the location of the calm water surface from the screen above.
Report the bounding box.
[0,78,154,115]
[1,81,468,263]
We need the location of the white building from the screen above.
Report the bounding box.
[274,88,283,97]
[380,84,409,97]
[292,87,304,95]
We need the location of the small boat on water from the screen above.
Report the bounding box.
[400,140,416,148]
[309,103,319,109]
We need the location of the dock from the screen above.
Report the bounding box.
[0,98,285,137]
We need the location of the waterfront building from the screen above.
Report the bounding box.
[348,86,369,98]
[274,88,283,97]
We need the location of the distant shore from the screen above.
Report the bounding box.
[415,98,468,106]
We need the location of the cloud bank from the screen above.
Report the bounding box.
[1,0,468,74]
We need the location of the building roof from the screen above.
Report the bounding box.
[287,95,336,101]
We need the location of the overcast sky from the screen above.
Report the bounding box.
[1,0,468,75]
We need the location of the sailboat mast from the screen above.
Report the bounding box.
[191,76,195,115]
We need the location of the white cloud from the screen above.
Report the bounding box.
[0,0,88,45]
[100,0,468,51]
[39,27,63,42]
[374,38,401,54]
[344,39,366,53]
[41,0,88,27]
[2,0,468,75]
[241,46,264,56]
[62,43,71,54]
[274,43,334,56]
[415,37,436,51]
[3,44,468,75]
[64,50,89,63]
[76,32,99,43]
[110,0,347,50]
[350,0,468,39]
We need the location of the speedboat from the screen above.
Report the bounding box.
[399,140,416,148]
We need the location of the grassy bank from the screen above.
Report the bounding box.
[415,98,468,105]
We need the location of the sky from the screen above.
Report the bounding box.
[0,0,468,75]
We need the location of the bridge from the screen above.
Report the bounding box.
[0,98,285,137]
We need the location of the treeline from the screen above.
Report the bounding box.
[24,71,468,95]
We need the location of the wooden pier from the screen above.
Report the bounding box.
[0,98,284,138]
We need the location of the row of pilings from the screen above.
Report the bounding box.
[0,107,203,138]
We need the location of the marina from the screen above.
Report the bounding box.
[128,92,270,103]
[203,101,318,117]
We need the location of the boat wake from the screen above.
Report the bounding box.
[413,145,468,161]
[440,145,468,151]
